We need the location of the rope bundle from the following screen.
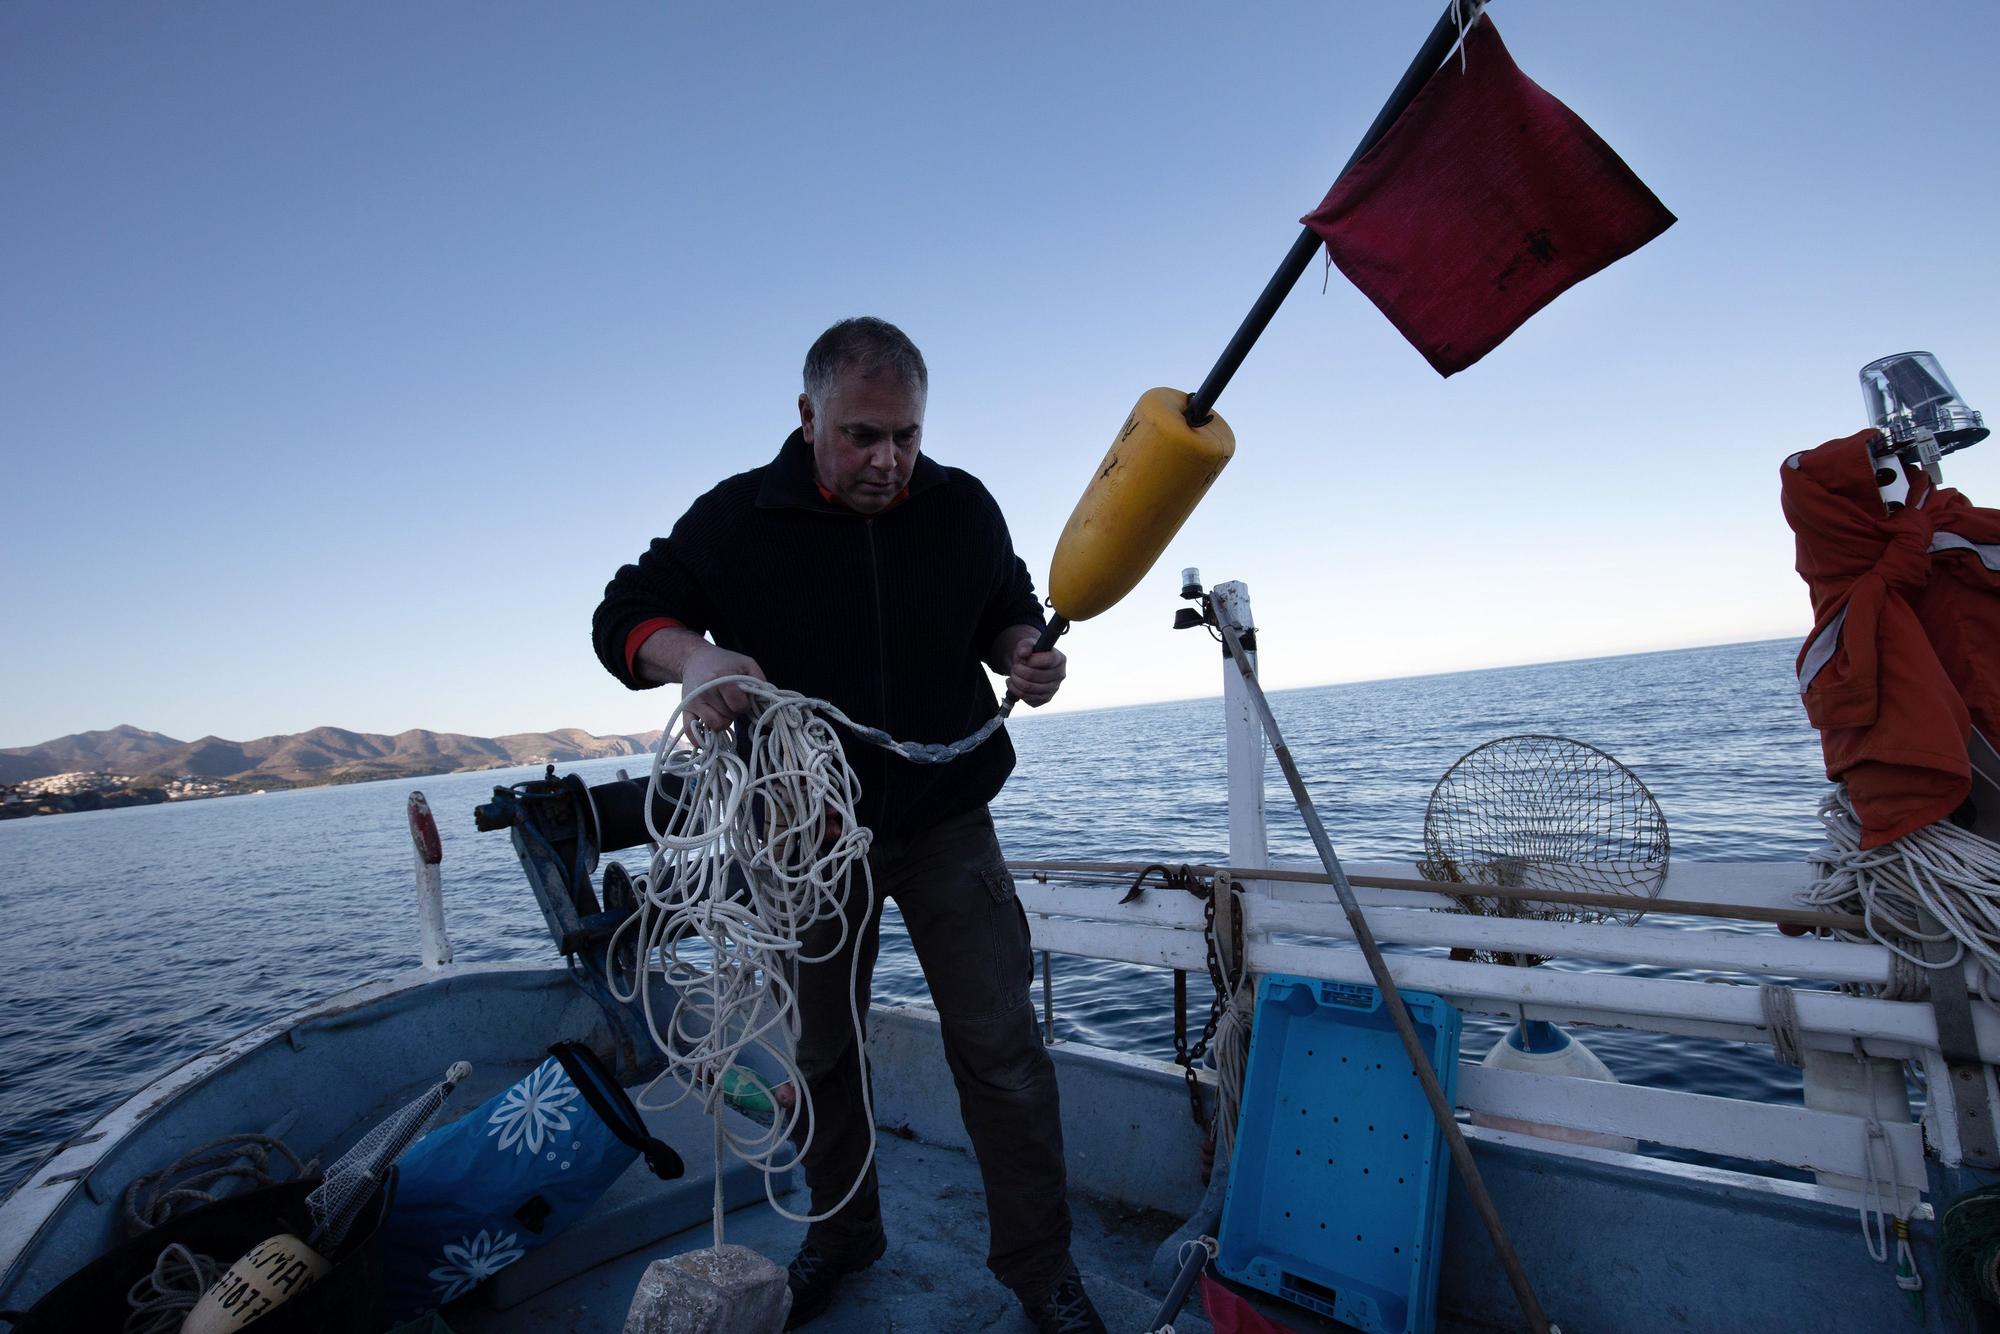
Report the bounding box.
[1800,786,2000,996]
[1211,988,1254,1162]
[1203,875,1256,1164]
[122,1244,221,1334]
[115,1135,312,1333]
[119,1135,313,1237]
[607,675,885,1235]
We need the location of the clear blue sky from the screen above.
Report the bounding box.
[4,1,1997,749]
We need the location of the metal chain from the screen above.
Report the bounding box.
[692,675,1007,767]
[1174,876,1244,1132]
[842,712,1004,765]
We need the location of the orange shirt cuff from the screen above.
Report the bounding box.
[624,617,682,677]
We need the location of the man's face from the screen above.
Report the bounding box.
[800,369,925,515]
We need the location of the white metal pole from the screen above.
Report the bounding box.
[1214,581,1268,878]
[1212,612,1552,1334]
[1212,580,1266,997]
[407,790,454,968]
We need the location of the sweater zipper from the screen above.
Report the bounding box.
[864,517,892,818]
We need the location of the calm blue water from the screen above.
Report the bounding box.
[0,637,1830,1196]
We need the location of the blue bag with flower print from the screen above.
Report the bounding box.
[378,1041,684,1320]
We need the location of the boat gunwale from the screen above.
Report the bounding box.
[0,960,572,1305]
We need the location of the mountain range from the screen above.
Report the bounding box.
[0,723,665,786]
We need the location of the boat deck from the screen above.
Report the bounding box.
[7,946,1965,1333]
[448,1125,1270,1333]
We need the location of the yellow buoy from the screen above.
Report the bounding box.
[1049,388,1235,622]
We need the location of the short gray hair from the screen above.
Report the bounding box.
[802,317,928,409]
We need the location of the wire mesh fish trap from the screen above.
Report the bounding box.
[1419,735,1669,964]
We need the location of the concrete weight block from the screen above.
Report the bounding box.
[623,1244,792,1334]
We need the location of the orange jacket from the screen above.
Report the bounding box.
[1914,483,2000,745]
[1782,430,1969,847]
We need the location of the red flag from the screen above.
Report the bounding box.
[1201,1273,1300,1334]
[1303,14,1675,376]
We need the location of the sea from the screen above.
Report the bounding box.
[0,637,1832,1198]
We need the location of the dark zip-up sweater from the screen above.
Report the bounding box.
[592,429,1045,839]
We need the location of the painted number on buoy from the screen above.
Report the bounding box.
[245,1237,323,1298]
[182,1232,332,1333]
[207,1270,275,1322]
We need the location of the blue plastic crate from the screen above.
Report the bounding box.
[1217,975,1462,1334]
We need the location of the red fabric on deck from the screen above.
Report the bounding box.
[1200,1273,1298,1334]
[1302,14,1675,377]
[1781,431,1969,847]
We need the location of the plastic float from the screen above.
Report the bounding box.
[1472,1022,1635,1154]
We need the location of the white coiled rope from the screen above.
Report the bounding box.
[606,674,925,1240]
[1212,989,1254,1159]
[1800,786,2000,993]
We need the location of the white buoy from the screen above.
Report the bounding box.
[178,1233,333,1333]
[1472,1021,1637,1153]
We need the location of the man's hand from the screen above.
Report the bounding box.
[991,624,1066,708]
[633,626,768,731]
[680,644,768,731]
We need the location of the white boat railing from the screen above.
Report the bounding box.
[1019,865,1900,986]
[1019,880,1934,1213]
[1005,575,2000,1221]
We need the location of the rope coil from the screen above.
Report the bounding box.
[1205,873,1255,1164]
[1800,786,2000,995]
[101,1136,314,1332]
[608,676,878,1231]
[608,674,1006,1236]
[119,1135,313,1238]
[122,1244,221,1334]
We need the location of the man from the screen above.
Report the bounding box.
[591,318,1103,1333]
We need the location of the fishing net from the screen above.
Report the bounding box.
[1419,734,1669,965]
[304,1061,469,1251]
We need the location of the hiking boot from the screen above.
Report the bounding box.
[1019,1270,1108,1334]
[783,1233,886,1328]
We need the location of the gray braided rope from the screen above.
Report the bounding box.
[123,1243,221,1334]
[1759,983,1804,1068]
[120,1134,314,1237]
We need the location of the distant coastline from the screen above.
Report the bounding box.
[0,723,662,821]
[3,771,259,819]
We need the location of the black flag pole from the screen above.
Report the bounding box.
[1007,2,1474,697]
[1183,2,1471,427]
[1181,14,1555,1324]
